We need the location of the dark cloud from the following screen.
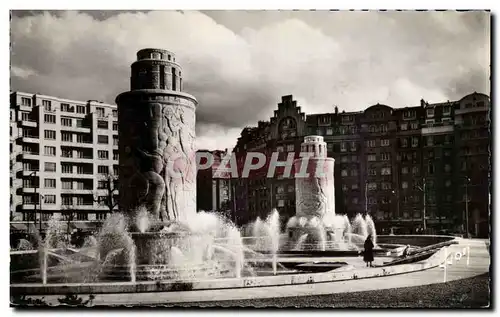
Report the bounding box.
[10,10,490,150]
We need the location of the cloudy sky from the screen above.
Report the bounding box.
[10,10,490,150]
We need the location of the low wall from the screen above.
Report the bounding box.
[376,235,455,247]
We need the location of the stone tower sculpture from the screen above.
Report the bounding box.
[286,136,335,249]
[116,48,198,228]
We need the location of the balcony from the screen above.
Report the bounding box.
[61,188,93,194]
[60,156,94,163]
[61,125,91,133]
[21,187,37,194]
[20,152,39,160]
[421,125,454,135]
[61,140,93,148]
[455,105,488,115]
[18,136,40,144]
[21,120,37,128]
[21,170,39,177]
[61,173,95,179]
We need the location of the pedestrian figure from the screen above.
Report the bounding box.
[363,234,374,267]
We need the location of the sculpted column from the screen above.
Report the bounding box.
[116,48,198,229]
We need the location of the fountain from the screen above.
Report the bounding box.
[11,49,455,306]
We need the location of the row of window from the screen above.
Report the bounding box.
[42,162,117,174]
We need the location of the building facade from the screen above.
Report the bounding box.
[232,93,491,238]
[10,91,119,226]
[196,149,235,221]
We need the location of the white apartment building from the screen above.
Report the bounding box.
[10,91,119,224]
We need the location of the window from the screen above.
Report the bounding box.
[112,122,118,131]
[327,143,333,152]
[445,180,451,188]
[98,181,107,189]
[61,118,72,126]
[77,134,90,143]
[400,123,408,131]
[98,150,109,160]
[381,167,391,175]
[402,167,409,174]
[286,144,294,152]
[428,163,435,174]
[96,107,105,117]
[352,197,359,204]
[112,110,117,118]
[412,166,419,175]
[444,164,451,172]
[367,154,376,162]
[61,103,73,112]
[276,146,284,152]
[44,195,56,204]
[411,137,419,148]
[21,112,30,121]
[77,105,86,114]
[44,179,56,188]
[351,155,358,162]
[342,184,348,191]
[426,108,434,117]
[341,169,348,177]
[443,106,451,115]
[380,124,388,133]
[382,182,392,190]
[44,114,56,123]
[381,153,391,161]
[44,130,56,140]
[426,136,433,146]
[381,139,390,147]
[42,100,52,111]
[368,182,377,190]
[21,97,31,106]
[61,132,72,142]
[351,169,358,176]
[325,128,333,135]
[113,135,118,146]
[44,162,56,172]
[278,200,285,207]
[401,138,408,148]
[341,156,348,163]
[97,135,109,144]
[368,169,377,176]
[402,181,408,189]
[411,122,419,130]
[113,151,119,161]
[44,146,56,156]
[62,180,72,189]
[340,142,347,152]
[98,165,109,174]
[113,165,119,176]
[367,140,376,148]
[352,184,359,190]
[61,164,72,174]
[369,125,377,133]
[76,119,85,128]
[369,197,376,205]
[97,120,108,129]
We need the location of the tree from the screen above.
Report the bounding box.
[92,172,119,215]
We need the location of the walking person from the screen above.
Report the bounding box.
[363,234,374,267]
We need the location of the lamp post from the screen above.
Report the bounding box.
[465,176,471,239]
[416,177,426,232]
[365,180,368,214]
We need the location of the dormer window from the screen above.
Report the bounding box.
[426,108,434,117]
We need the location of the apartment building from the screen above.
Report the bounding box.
[231,92,491,237]
[10,91,119,226]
